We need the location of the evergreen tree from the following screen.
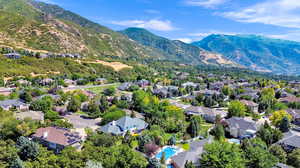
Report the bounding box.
[210,123,225,141]
[279,116,290,132]
[9,157,24,168]
[188,119,199,138]
[16,136,39,161]
[99,96,109,113]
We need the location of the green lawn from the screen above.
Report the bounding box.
[85,83,120,95]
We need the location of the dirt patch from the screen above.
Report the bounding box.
[80,60,132,71]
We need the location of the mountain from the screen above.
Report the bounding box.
[193,34,300,75]
[120,28,235,66]
[0,0,163,59]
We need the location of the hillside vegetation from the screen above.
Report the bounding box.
[193,34,300,75]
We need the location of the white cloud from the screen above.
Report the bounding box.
[267,30,300,42]
[220,0,300,28]
[185,0,227,8]
[176,38,193,43]
[111,19,176,31]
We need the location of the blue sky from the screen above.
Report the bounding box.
[41,0,300,43]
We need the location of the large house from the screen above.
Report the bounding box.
[185,106,227,123]
[0,87,13,96]
[171,139,210,168]
[0,99,29,111]
[279,96,300,104]
[100,116,148,136]
[278,131,300,152]
[240,100,259,113]
[224,117,258,139]
[32,127,82,153]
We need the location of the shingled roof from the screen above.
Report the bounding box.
[32,127,81,146]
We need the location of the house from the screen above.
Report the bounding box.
[39,78,54,86]
[16,111,44,122]
[64,79,76,86]
[169,100,191,110]
[278,131,300,152]
[136,79,150,87]
[153,88,169,98]
[35,94,61,101]
[209,82,224,91]
[185,106,227,123]
[4,53,21,59]
[240,100,259,113]
[279,96,300,104]
[0,87,13,96]
[95,78,107,84]
[32,127,82,153]
[224,117,258,139]
[193,90,221,97]
[99,116,148,136]
[118,82,133,91]
[0,99,29,111]
[272,163,293,168]
[171,139,210,168]
[16,79,31,86]
[182,82,198,89]
[286,109,300,125]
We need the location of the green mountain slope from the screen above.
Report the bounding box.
[120,28,235,66]
[0,0,163,59]
[193,34,300,75]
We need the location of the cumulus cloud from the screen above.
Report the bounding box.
[220,0,300,28]
[111,19,176,31]
[184,0,228,8]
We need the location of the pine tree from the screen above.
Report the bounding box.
[279,116,290,132]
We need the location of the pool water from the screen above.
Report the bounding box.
[156,147,178,160]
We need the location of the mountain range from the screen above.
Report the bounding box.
[0,0,299,75]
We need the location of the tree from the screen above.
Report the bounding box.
[99,96,109,113]
[160,152,166,164]
[185,161,195,168]
[288,149,300,167]
[201,141,246,168]
[87,101,101,118]
[16,136,39,161]
[103,87,116,96]
[44,110,60,121]
[244,138,278,168]
[168,136,176,146]
[188,119,199,138]
[148,158,160,168]
[67,95,81,112]
[269,145,287,163]
[9,157,24,168]
[228,100,246,118]
[222,86,232,96]
[270,110,292,127]
[85,160,103,168]
[256,122,283,146]
[20,91,32,103]
[204,96,215,107]
[210,123,224,141]
[279,116,290,132]
[30,97,53,112]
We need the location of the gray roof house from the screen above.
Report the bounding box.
[100,116,148,136]
[118,82,133,91]
[278,131,300,152]
[171,139,210,168]
[225,117,258,139]
[286,109,300,125]
[0,99,29,111]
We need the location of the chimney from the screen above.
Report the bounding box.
[112,121,116,126]
[43,131,48,138]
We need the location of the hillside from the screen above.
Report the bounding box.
[192,34,300,75]
[0,0,163,59]
[120,28,235,66]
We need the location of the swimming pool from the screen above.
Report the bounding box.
[156,147,178,160]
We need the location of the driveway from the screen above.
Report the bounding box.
[64,114,101,129]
